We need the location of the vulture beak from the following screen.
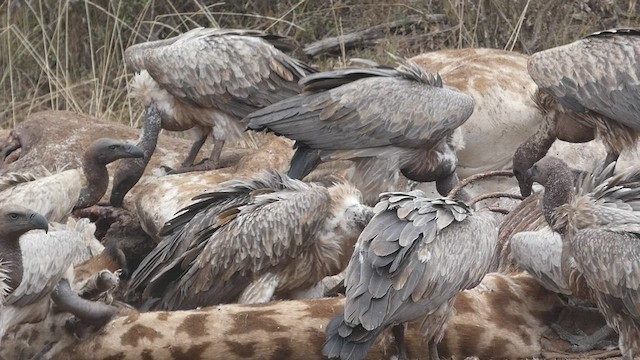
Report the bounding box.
[516,168,534,198]
[28,211,49,233]
[122,144,145,159]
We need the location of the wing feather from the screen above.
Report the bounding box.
[130,28,313,119]
[571,228,640,317]
[343,191,497,332]
[528,31,640,130]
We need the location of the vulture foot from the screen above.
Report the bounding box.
[550,323,616,352]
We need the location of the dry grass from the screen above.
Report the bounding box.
[0,0,638,128]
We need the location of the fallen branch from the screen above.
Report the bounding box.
[303,14,445,57]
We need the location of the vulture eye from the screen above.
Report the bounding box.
[109,145,118,150]
[8,213,19,220]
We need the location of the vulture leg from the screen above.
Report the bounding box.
[180,133,208,169]
[550,323,616,352]
[392,324,409,360]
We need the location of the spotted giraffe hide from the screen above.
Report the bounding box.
[1,272,574,360]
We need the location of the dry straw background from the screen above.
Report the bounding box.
[0,0,638,129]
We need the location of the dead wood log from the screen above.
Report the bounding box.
[303,14,445,58]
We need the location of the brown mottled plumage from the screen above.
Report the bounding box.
[323,190,498,360]
[514,29,640,197]
[526,156,640,359]
[0,138,143,223]
[129,170,372,311]
[247,59,475,204]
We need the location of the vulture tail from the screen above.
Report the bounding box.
[322,314,383,360]
[287,147,322,180]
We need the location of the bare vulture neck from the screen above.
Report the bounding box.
[75,149,111,209]
[0,238,23,293]
[541,170,574,234]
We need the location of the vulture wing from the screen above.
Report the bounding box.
[571,228,640,318]
[126,27,314,118]
[247,65,474,153]
[511,228,572,295]
[527,29,640,130]
[343,191,496,331]
[0,170,81,223]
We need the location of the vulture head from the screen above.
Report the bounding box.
[0,205,48,294]
[87,138,145,165]
[525,156,576,233]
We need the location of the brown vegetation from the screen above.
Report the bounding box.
[1,0,638,128]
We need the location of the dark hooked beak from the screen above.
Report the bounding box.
[123,144,145,159]
[516,169,534,198]
[28,211,49,233]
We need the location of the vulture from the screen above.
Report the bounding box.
[523,156,640,359]
[0,138,143,222]
[246,59,475,205]
[514,28,640,197]
[111,27,315,205]
[0,216,114,344]
[127,170,373,311]
[323,190,498,360]
[0,205,49,304]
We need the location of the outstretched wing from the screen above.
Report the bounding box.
[571,228,640,317]
[527,29,640,130]
[343,191,496,330]
[126,27,314,118]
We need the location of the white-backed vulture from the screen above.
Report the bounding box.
[110,28,315,206]
[128,170,373,311]
[513,28,640,197]
[0,205,48,304]
[0,138,143,223]
[247,59,475,204]
[0,215,109,343]
[323,190,497,360]
[525,156,640,359]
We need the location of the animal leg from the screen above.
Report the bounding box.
[392,324,409,360]
[181,133,208,169]
[550,323,616,352]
